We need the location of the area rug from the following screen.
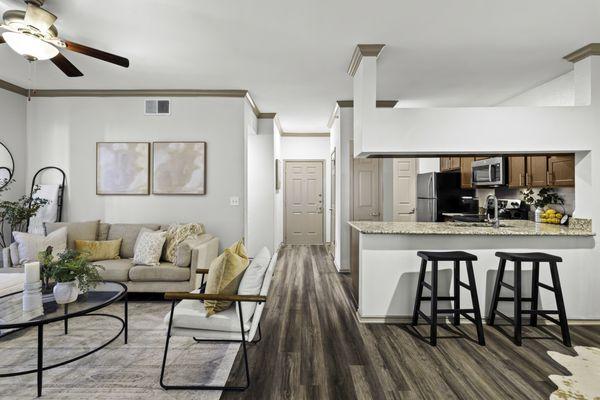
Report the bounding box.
[548,346,600,400]
[0,301,240,399]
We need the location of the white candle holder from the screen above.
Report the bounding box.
[23,280,43,314]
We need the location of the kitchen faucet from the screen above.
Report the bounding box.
[486,194,500,228]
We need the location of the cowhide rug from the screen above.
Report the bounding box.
[548,346,600,400]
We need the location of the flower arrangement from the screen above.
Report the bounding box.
[37,247,104,293]
[520,187,565,209]
[0,182,49,248]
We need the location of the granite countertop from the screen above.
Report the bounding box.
[348,219,595,236]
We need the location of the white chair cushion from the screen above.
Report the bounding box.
[237,247,271,324]
[165,296,250,333]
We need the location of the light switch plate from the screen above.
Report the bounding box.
[230,196,240,206]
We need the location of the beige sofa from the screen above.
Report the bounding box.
[2,222,219,293]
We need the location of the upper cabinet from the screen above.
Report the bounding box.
[548,155,575,187]
[460,157,474,188]
[508,156,526,188]
[440,157,461,172]
[526,156,549,187]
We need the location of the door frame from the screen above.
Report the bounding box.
[283,159,326,245]
[330,149,336,255]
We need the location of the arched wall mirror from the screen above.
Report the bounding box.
[0,142,15,190]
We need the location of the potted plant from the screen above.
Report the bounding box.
[0,183,49,248]
[521,188,565,222]
[46,249,104,304]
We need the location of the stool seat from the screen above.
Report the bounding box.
[417,251,477,262]
[495,252,562,263]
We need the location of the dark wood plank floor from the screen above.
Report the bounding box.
[222,245,600,399]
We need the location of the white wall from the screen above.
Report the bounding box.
[273,122,283,250]
[418,158,440,173]
[0,88,26,260]
[246,117,275,256]
[279,135,331,244]
[498,71,574,107]
[26,96,247,248]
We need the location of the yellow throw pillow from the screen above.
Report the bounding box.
[227,238,249,260]
[204,248,250,316]
[75,239,122,262]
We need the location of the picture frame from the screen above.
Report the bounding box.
[96,142,150,195]
[152,141,207,195]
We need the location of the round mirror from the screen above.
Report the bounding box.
[0,142,14,190]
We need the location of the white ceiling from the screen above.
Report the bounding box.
[1,0,599,132]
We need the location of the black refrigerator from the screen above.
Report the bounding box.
[416,172,476,222]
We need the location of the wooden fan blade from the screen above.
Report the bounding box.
[51,53,83,77]
[0,36,4,45]
[64,40,129,68]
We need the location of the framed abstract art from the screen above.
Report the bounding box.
[152,141,207,195]
[96,142,150,195]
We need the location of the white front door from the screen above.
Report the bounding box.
[284,160,324,245]
[352,158,381,221]
[392,158,417,221]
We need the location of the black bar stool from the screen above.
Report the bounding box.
[487,252,571,347]
[412,251,485,346]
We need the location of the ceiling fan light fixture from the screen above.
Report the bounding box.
[2,31,58,60]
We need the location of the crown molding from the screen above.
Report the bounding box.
[29,89,249,98]
[258,112,277,119]
[336,100,398,108]
[244,91,260,117]
[564,43,600,63]
[0,79,28,97]
[347,44,385,76]
[274,115,284,134]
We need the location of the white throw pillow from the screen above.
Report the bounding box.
[12,227,68,264]
[133,230,167,266]
[237,246,271,324]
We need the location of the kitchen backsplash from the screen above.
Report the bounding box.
[475,187,575,215]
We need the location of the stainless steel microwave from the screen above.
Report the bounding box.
[472,157,506,186]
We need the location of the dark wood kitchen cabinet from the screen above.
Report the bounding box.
[548,155,575,187]
[460,157,474,188]
[508,156,526,188]
[440,157,461,172]
[526,156,549,187]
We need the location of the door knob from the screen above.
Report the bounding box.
[408,208,415,214]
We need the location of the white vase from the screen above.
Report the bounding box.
[534,207,543,223]
[53,281,79,304]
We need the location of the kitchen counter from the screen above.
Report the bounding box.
[347,218,596,323]
[348,219,594,236]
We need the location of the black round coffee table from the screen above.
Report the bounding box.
[0,281,128,397]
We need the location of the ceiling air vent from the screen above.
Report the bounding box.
[145,99,170,116]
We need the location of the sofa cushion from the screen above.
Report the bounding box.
[107,224,160,258]
[237,247,271,324]
[129,262,190,282]
[75,239,122,262]
[174,234,214,267]
[97,223,110,241]
[13,227,67,264]
[94,259,133,281]
[44,220,99,250]
[165,296,250,332]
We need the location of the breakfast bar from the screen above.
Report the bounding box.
[348,220,596,323]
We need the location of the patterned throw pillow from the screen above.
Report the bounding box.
[163,223,205,263]
[133,230,167,266]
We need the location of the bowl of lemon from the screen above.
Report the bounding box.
[540,208,566,225]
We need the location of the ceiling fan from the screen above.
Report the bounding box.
[0,0,129,77]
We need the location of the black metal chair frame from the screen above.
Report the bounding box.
[487,253,571,347]
[412,253,485,346]
[26,166,67,232]
[160,292,266,391]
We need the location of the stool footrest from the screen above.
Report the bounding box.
[438,309,474,314]
[494,310,514,324]
[417,310,432,324]
[461,312,477,324]
[499,282,514,291]
[539,313,561,325]
[521,310,559,315]
[419,296,455,301]
[458,281,471,290]
[538,282,555,292]
[497,297,533,302]
[421,282,432,290]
